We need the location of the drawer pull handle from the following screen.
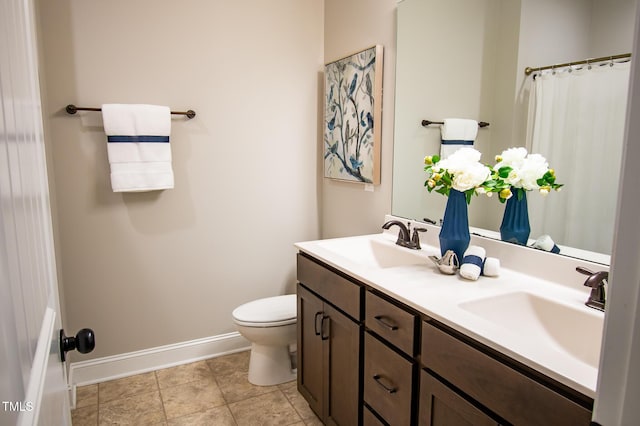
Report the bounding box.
[320,315,330,341]
[314,312,323,336]
[373,374,397,394]
[374,315,399,331]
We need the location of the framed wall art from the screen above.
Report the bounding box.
[324,45,383,184]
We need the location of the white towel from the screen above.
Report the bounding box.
[482,257,500,277]
[531,235,561,254]
[459,245,485,281]
[102,104,174,192]
[440,118,478,158]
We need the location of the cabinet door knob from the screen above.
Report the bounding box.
[373,374,397,393]
[374,315,399,331]
[60,328,95,362]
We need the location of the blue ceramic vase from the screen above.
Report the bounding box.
[439,189,470,261]
[500,189,531,245]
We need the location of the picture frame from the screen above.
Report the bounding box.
[323,45,383,184]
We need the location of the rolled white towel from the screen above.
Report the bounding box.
[460,245,485,281]
[531,235,560,254]
[482,257,500,277]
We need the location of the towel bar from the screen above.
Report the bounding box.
[421,119,489,128]
[65,104,196,119]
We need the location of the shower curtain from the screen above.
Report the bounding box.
[527,60,630,255]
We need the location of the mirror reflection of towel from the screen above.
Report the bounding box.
[102,104,174,192]
[440,118,478,158]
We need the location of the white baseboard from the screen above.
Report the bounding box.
[69,332,250,391]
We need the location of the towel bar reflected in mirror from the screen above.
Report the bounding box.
[421,119,490,128]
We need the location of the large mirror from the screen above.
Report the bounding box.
[392,0,637,264]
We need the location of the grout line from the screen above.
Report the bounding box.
[279,383,303,420]
[227,403,241,426]
[153,371,169,424]
[277,386,305,426]
[199,358,241,425]
[96,383,101,426]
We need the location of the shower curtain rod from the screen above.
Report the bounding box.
[524,52,631,76]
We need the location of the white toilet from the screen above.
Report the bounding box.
[232,294,297,386]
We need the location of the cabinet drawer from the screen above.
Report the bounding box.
[297,253,361,320]
[366,291,416,356]
[421,322,592,426]
[364,332,413,426]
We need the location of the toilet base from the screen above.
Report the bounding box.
[248,343,297,386]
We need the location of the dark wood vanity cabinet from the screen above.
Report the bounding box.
[296,254,362,426]
[421,321,593,426]
[296,252,594,426]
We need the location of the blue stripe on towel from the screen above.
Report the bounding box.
[441,140,474,145]
[462,255,484,268]
[108,135,169,143]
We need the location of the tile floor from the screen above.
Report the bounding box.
[71,350,323,426]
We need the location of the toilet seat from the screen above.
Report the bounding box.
[232,294,296,327]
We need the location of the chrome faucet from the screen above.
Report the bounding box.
[576,266,608,311]
[382,220,427,250]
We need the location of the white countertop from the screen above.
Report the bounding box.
[295,231,604,398]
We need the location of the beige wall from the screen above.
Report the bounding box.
[37,0,323,360]
[322,0,397,238]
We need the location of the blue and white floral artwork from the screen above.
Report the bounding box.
[324,45,383,184]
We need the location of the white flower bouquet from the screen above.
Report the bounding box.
[492,147,563,202]
[423,148,493,204]
[424,147,562,204]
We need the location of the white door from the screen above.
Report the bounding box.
[0,0,71,425]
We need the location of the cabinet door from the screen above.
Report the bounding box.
[325,303,361,426]
[297,284,325,418]
[419,370,499,426]
[363,405,387,426]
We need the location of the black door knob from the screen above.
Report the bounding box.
[60,328,95,362]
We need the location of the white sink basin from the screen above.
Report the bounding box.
[316,236,429,269]
[459,292,604,368]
